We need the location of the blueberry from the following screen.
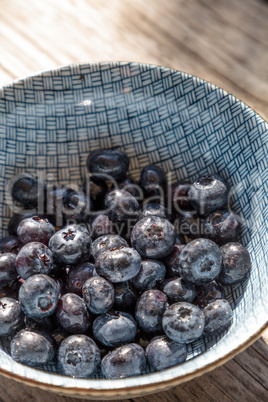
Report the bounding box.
[139,203,167,220]
[113,281,138,312]
[162,302,205,343]
[140,164,167,198]
[57,335,100,378]
[93,311,137,347]
[46,186,68,227]
[91,235,128,260]
[178,238,222,285]
[204,210,241,245]
[66,262,97,296]
[11,330,54,367]
[194,281,225,309]
[131,216,176,259]
[0,253,17,288]
[135,289,168,334]
[90,213,114,239]
[101,343,146,379]
[146,336,187,371]
[19,274,60,319]
[82,176,108,208]
[132,260,166,291]
[188,174,229,215]
[203,299,233,336]
[48,224,91,265]
[176,211,206,239]
[95,247,141,283]
[87,149,129,180]
[17,216,55,246]
[104,189,140,223]
[0,297,23,336]
[56,293,92,333]
[218,242,251,285]
[118,175,141,199]
[62,190,92,222]
[15,242,53,280]
[172,181,191,212]
[163,244,186,278]
[160,278,196,303]
[83,277,114,314]
[9,173,46,209]
[8,213,37,236]
[0,236,22,254]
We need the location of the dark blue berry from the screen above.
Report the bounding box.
[17,216,55,246]
[90,213,114,239]
[131,216,176,259]
[203,299,233,336]
[218,242,251,285]
[160,278,196,303]
[101,343,146,379]
[204,210,241,245]
[162,302,205,343]
[0,253,17,288]
[63,190,92,222]
[163,244,185,278]
[176,211,206,239]
[66,262,97,296]
[87,149,129,180]
[194,281,225,309]
[188,174,229,215]
[16,242,53,280]
[91,235,128,260]
[172,181,191,212]
[132,260,166,291]
[56,293,92,333]
[19,274,60,319]
[11,330,54,367]
[139,203,167,220]
[48,224,91,265]
[0,236,22,254]
[83,277,114,314]
[82,176,108,208]
[95,247,141,283]
[113,281,138,312]
[8,213,37,236]
[146,335,187,371]
[9,173,46,209]
[179,238,222,285]
[57,335,100,378]
[140,164,167,198]
[0,297,23,336]
[104,189,140,223]
[118,175,141,199]
[135,289,168,334]
[93,311,137,347]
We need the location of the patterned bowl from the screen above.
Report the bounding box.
[0,62,267,399]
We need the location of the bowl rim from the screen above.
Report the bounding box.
[0,61,267,397]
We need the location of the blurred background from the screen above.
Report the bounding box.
[0,0,267,401]
[0,0,267,120]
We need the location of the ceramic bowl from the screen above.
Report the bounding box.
[0,62,267,399]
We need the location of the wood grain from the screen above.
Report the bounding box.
[0,0,267,400]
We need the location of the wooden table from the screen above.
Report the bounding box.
[0,0,267,400]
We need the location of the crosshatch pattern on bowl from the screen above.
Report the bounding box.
[0,62,267,388]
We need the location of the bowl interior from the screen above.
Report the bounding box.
[0,62,267,392]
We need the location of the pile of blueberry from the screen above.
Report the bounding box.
[0,149,251,379]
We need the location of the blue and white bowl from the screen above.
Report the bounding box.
[0,62,267,399]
